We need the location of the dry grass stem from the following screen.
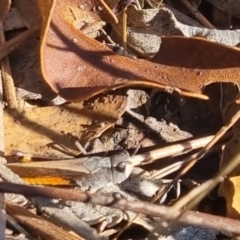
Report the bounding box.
[1,182,240,234]
[96,0,118,24]
[130,135,215,166]
[164,107,240,226]
[180,0,215,29]
[0,22,17,108]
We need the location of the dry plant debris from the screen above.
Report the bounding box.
[1,0,240,239]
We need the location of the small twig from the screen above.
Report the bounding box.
[150,144,221,179]
[96,0,118,24]
[149,106,238,204]
[146,0,163,9]
[1,182,240,235]
[75,141,88,155]
[168,106,240,220]
[6,214,35,240]
[180,0,215,29]
[129,135,217,166]
[100,28,115,44]
[0,22,17,108]
[0,25,40,61]
[122,9,127,56]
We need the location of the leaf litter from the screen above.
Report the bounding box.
[1,0,240,239]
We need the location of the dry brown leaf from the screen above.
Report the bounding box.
[38,0,240,102]
[38,0,205,101]
[4,93,127,156]
[152,36,240,69]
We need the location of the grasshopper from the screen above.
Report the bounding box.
[7,151,133,189]
[6,134,215,187]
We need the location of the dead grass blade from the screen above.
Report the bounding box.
[159,100,240,229]
[129,135,216,166]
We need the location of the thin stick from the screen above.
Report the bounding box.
[6,214,35,240]
[146,106,238,205]
[0,25,40,61]
[0,22,17,108]
[96,0,118,24]
[150,144,221,179]
[129,135,215,166]
[1,182,240,235]
[168,107,240,218]
[122,9,127,56]
[0,22,6,238]
[180,0,215,29]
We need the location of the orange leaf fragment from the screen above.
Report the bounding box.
[24,176,71,186]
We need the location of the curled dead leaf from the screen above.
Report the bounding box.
[38,0,240,103]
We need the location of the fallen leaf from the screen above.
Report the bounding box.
[152,36,240,69]
[38,0,207,101]
[38,0,240,103]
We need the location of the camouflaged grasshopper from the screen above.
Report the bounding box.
[7,151,133,189]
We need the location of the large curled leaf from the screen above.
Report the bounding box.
[38,0,240,102]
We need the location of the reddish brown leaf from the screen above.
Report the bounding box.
[38,0,240,102]
[152,36,240,69]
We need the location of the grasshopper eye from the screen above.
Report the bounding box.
[116,162,126,172]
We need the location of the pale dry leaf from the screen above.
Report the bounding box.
[4,95,127,156]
